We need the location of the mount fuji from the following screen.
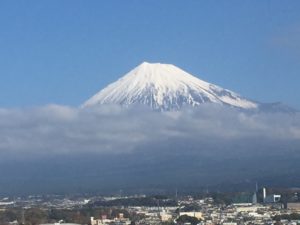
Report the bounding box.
[82,62,283,111]
[83,62,258,111]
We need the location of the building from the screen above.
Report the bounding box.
[160,212,173,222]
[232,193,253,205]
[179,211,203,220]
[90,215,131,225]
[41,223,80,225]
[287,203,300,211]
[222,223,237,225]
[264,194,281,203]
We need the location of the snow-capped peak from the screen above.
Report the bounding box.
[82,62,258,111]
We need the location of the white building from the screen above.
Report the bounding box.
[179,211,203,220]
[90,216,131,225]
[264,194,281,203]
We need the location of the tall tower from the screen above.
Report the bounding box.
[21,208,25,225]
[252,192,257,204]
[252,182,258,204]
[263,188,267,202]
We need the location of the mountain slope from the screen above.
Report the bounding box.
[83,62,258,111]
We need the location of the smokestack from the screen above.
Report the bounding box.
[263,188,266,202]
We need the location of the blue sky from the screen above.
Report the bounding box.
[0,1,300,108]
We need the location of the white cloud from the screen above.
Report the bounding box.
[0,104,299,158]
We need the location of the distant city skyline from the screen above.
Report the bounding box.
[0,1,300,108]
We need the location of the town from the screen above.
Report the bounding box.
[1,187,300,225]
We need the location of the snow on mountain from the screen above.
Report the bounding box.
[82,62,258,111]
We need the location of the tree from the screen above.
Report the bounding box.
[176,215,200,225]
